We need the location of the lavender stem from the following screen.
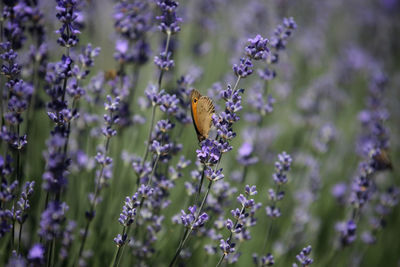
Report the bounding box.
[169,180,214,267]
[194,164,206,206]
[17,223,22,254]
[137,31,171,186]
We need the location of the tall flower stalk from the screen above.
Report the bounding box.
[216,185,260,266]
[78,95,120,259]
[136,0,181,187]
[14,181,35,254]
[262,152,292,253]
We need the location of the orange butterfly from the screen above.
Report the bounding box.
[190,89,215,142]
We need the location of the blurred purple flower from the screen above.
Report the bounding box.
[39,201,68,241]
[28,243,44,265]
[156,0,182,34]
[55,0,81,48]
[293,245,313,266]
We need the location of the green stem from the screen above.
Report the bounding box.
[11,219,15,249]
[111,226,126,267]
[194,164,206,206]
[78,218,90,259]
[17,223,22,254]
[119,154,160,265]
[262,220,274,254]
[137,31,172,187]
[78,129,113,259]
[232,76,241,93]
[140,104,157,174]
[262,184,280,253]
[240,165,248,185]
[216,254,225,267]
[46,239,55,267]
[169,180,214,267]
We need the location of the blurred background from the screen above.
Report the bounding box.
[0,0,399,266]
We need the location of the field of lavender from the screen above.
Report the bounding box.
[0,0,399,266]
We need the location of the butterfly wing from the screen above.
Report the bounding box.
[372,149,393,171]
[196,96,215,141]
[190,89,202,139]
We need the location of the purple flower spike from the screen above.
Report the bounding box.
[293,245,313,266]
[55,0,81,48]
[154,51,174,71]
[118,194,139,227]
[28,243,45,265]
[219,239,235,255]
[39,201,68,241]
[246,35,270,60]
[156,0,182,34]
[336,220,357,246]
[233,57,253,78]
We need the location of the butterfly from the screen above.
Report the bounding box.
[190,89,215,142]
[104,69,118,81]
[372,148,393,171]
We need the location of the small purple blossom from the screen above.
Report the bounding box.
[196,139,221,165]
[28,243,45,265]
[118,194,139,227]
[245,35,269,60]
[156,0,182,34]
[237,142,258,166]
[154,51,174,71]
[180,205,209,229]
[159,93,179,115]
[204,167,224,182]
[293,245,313,267]
[220,238,235,255]
[233,57,253,78]
[39,201,69,241]
[15,181,35,224]
[336,220,357,246]
[55,0,81,48]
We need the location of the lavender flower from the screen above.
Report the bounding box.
[220,238,235,255]
[0,43,32,154]
[233,57,253,78]
[150,140,171,156]
[245,35,269,60]
[145,85,164,106]
[118,194,139,227]
[180,205,209,229]
[237,142,258,166]
[216,185,260,265]
[159,93,179,115]
[266,152,292,218]
[0,209,13,238]
[55,0,81,48]
[270,17,297,51]
[196,139,221,165]
[154,51,174,71]
[59,220,76,260]
[27,243,45,265]
[258,17,297,81]
[39,201,68,241]
[335,220,357,246]
[253,253,275,266]
[293,245,313,267]
[15,181,35,224]
[113,1,151,42]
[156,0,182,35]
[0,179,18,203]
[2,2,30,50]
[204,167,224,182]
